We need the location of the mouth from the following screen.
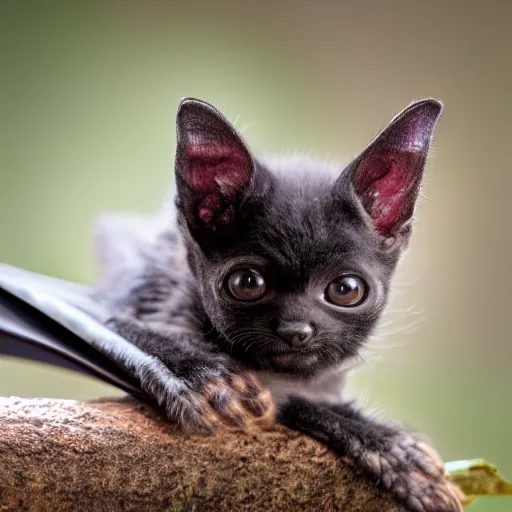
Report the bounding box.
[223,331,324,372]
[267,347,320,365]
[265,342,315,357]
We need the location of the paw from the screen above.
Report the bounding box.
[200,369,274,429]
[173,350,274,432]
[144,359,274,434]
[140,362,273,433]
[355,433,463,512]
[104,316,273,432]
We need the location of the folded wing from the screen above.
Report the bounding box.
[0,264,148,399]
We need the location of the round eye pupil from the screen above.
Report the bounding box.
[227,270,267,301]
[337,280,355,295]
[326,275,367,307]
[240,274,260,289]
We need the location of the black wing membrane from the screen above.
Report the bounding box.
[0,264,148,400]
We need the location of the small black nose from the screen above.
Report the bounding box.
[276,321,315,349]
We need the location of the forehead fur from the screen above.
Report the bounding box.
[228,154,386,281]
[260,154,342,186]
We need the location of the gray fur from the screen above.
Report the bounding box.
[95,98,461,511]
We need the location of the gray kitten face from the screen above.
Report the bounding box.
[174,98,442,376]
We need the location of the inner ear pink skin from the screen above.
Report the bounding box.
[185,143,251,227]
[354,150,423,236]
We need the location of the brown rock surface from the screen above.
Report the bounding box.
[0,396,415,511]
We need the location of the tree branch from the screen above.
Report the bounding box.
[0,396,433,511]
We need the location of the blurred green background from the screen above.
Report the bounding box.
[1,1,510,509]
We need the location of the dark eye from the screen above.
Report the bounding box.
[325,275,367,307]
[226,269,267,302]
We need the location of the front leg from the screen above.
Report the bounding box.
[105,316,273,433]
[278,398,462,512]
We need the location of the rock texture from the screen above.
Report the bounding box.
[0,396,432,511]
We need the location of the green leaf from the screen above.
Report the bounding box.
[446,459,512,507]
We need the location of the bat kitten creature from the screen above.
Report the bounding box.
[93,98,462,512]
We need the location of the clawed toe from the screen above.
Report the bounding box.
[356,435,463,512]
[200,374,273,429]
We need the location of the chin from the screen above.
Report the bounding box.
[261,350,329,376]
[225,334,344,376]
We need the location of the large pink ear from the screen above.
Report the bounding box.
[175,98,254,234]
[346,99,443,241]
